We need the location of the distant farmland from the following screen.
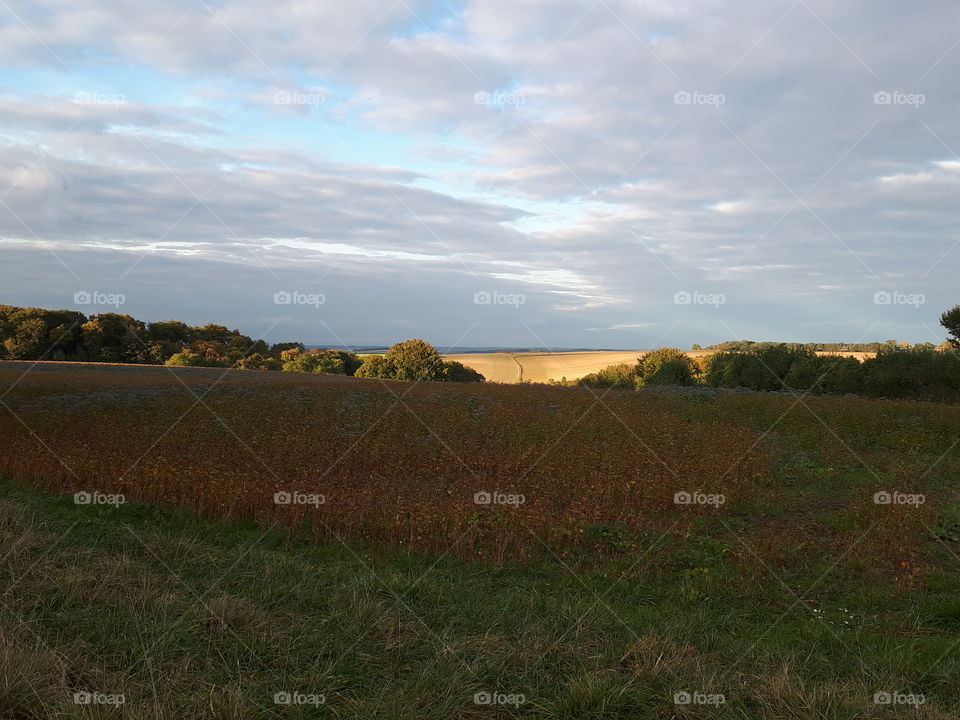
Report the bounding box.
[443,349,876,383]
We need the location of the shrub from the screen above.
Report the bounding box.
[443,360,484,382]
[784,355,863,395]
[578,363,637,389]
[355,355,393,379]
[283,349,362,375]
[861,347,960,402]
[705,345,813,391]
[637,348,697,387]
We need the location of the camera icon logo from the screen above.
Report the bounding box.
[74,291,92,305]
[673,291,692,305]
[673,91,691,105]
[473,291,492,305]
[673,491,692,505]
[474,491,492,505]
[73,491,92,505]
[473,691,492,705]
[273,491,292,505]
[274,291,292,305]
[873,291,892,305]
[674,691,692,704]
[873,491,892,505]
[874,91,892,105]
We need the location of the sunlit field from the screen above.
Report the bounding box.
[1,362,958,718]
[442,350,876,384]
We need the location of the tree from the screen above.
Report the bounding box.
[237,353,280,371]
[270,342,305,358]
[281,349,361,375]
[81,314,146,363]
[355,354,392,378]
[443,360,484,382]
[941,305,960,348]
[636,348,698,386]
[382,339,445,381]
[578,363,636,388]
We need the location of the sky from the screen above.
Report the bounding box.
[0,0,957,350]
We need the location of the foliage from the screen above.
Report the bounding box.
[578,362,637,388]
[442,360,484,382]
[637,348,698,386]
[383,338,446,381]
[281,349,361,375]
[355,340,478,382]
[942,305,960,348]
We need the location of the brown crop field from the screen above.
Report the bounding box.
[0,361,768,560]
[0,360,948,568]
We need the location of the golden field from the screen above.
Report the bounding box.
[442,349,875,383]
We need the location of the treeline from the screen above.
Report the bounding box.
[694,339,946,352]
[578,305,960,402]
[0,306,483,382]
[578,345,960,402]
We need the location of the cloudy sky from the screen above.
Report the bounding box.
[0,0,957,349]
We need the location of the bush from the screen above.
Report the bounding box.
[236,353,281,371]
[784,355,863,395]
[355,355,393,379]
[578,363,637,389]
[705,345,812,391]
[861,347,960,401]
[283,349,362,375]
[443,360,484,382]
[643,357,697,386]
[637,348,697,387]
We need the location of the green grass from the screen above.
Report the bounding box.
[1,477,959,719]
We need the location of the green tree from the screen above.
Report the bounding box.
[941,305,960,348]
[81,314,146,363]
[442,360,484,382]
[355,354,393,378]
[283,350,343,374]
[382,339,445,381]
[578,363,636,388]
[636,348,697,386]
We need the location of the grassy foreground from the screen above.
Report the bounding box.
[1,476,959,719]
